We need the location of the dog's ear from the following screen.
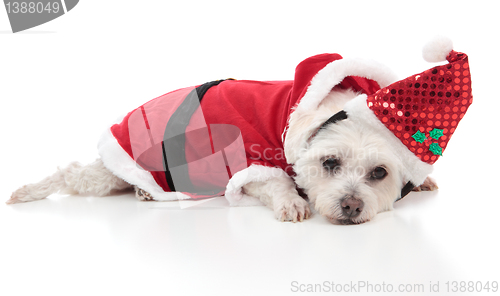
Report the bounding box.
[284,108,332,164]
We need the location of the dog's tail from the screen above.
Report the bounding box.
[7,159,131,204]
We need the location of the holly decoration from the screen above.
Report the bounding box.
[412,128,444,156]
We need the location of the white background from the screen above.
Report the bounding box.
[0,1,499,295]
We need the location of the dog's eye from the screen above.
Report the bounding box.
[322,158,340,172]
[370,167,387,180]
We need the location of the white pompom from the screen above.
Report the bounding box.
[422,36,453,63]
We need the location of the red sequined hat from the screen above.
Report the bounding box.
[367,44,471,164]
[344,37,472,186]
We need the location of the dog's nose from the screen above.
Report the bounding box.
[341,197,364,218]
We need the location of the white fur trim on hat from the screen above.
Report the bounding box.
[343,95,433,186]
[294,57,398,113]
[422,35,454,63]
[225,164,289,206]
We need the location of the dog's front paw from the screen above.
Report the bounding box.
[275,197,311,223]
[413,176,438,192]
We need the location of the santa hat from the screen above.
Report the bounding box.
[341,36,472,191]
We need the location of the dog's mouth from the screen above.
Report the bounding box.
[327,216,369,225]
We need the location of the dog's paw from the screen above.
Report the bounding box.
[134,186,155,201]
[413,176,438,192]
[275,197,311,223]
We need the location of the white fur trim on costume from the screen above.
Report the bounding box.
[225,164,289,206]
[422,36,453,63]
[98,125,190,201]
[294,58,398,113]
[343,95,433,186]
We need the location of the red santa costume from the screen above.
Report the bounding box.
[97,53,396,205]
[98,37,472,205]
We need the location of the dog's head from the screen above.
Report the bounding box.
[286,89,408,225]
[293,118,405,224]
[283,38,472,224]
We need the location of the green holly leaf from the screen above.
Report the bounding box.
[429,143,443,156]
[429,128,444,140]
[412,130,427,143]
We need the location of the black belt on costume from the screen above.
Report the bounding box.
[162,79,230,195]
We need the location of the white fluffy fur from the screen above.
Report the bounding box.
[284,89,358,167]
[225,164,288,206]
[293,116,404,224]
[422,35,453,63]
[243,174,310,222]
[8,160,130,204]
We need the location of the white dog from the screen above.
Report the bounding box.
[242,89,437,225]
[6,88,437,225]
[9,37,472,225]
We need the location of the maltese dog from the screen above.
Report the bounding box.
[9,37,472,225]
